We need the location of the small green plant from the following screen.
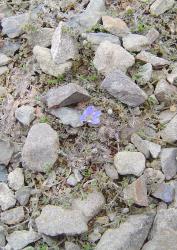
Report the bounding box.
[82,243,93,250]
[86,23,107,33]
[22,23,37,33]
[37,244,48,250]
[125,8,134,16]
[82,168,92,178]
[39,115,49,123]
[47,74,65,85]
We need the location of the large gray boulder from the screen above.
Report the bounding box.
[95,213,154,250]
[22,123,59,172]
[101,70,147,107]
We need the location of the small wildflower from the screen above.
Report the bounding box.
[80,105,102,125]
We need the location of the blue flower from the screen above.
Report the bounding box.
[80,105,102,125]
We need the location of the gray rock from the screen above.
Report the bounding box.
[65,241,81,250]
[51,21,79,64]
[15,186,31,206]
[8,168,24,191]
[104,164,119,180]
[154,79,177,104]
[150,0,175,16]
[36,205,88,236]
[160,148,177,180]
[142,229,177,250]
[49,107,83,127]
[44,83,90,109]
[123,176,148,206]
[1,13,29,38]
[22,123,59,172]
[0,137,14,166]
[123,34,149,52]
[152,183,174,203]
[67,174,79,186]
[0,66,9,75]
[0,226,5,247]
[0,165,8,183]
[136,63,152,85]
[114,151,146,176]
[96,213,154,250]
[15,105,35,126]
[33,45,72,77]
[0,86,7,97]
[27,28,54,48]
[0,53,11,66]
[102,16,130,37]
[136,51,170,69]
[0,183,16,210]
[146,28,160,44]
[7,230,41,250]
[1,206,25,225]
[166,63,177,84]
[144,168,165,186]
[82,32,120,50]
[161,114,177,143]
[101,70,147,107]
[0,40,20,56]
[72,191,105,222]
[159,110,177,124]
[93,41,135,75]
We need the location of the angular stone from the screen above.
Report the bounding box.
[0,165,8,183]
[15,105,35,126]
[0,183,16,210]
[144,168,165,186]
[72,191,105,221]
[22,123,59,172]
[0,137,14,165]
[114,151,146,176]
[102,16,130,37]
[35,205,88,236]
[93,41,135,75]
[161,148,177,180]
[44,83,90,109]
[96,213,154,250]
[0,66,9,75]
[154,79,177,104]
[101,70,147,107]
[1,206,25,225]
[0,40,20,56]
[150,0,175,16]
[15,186,31,206]
[161,114,177,143]
[8,168,24,191]
[1,13,29,38]
[7,230,41,250]
[136,51,170,69]
[0,53,11,66]
[49,107,83,127]
[152,183,174,203]
[82,32,120,50]
[123,176,148,206]
[159,110,177,124]
[27,28,54,48]
[123,34,149,52]
[136,63,152,85]
[33,46,72,77]
[51,21,79,64]
[104,164,119,180]
[146,28,160,44]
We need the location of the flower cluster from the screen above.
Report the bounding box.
[80,105,101,125]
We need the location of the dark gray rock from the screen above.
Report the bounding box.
[152,183,175,203]
[161,148,177,180]
[22,123,59,172]
[101,70,147,107]
[0,165,8,183]
[96,213,154,250]
[35,205,88,236]
[44,83,90,109]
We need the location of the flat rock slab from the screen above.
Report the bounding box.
[93,41,135,75]
[0,183,16,210]
[152,183,174,203]
[136,51,170,69]
[123,176,148,206]
[102,16,130,37]
[101,70,147,107]
[114,151,146,176]
[44,83,90,109]
[150,0,175,16]
[72,191,105,221]
[33,46,72,77]
[1,206,25,225]
[160,114,177,143]
[7,230,41,250]
[51,21,79,64]
[96,213,154,250]
[161,148,177,180]
[35,205,88,236]
[123,34,149,52]
[22,123,59,172]
[0,137,14,166]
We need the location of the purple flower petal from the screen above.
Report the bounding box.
[80,105,102,125]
